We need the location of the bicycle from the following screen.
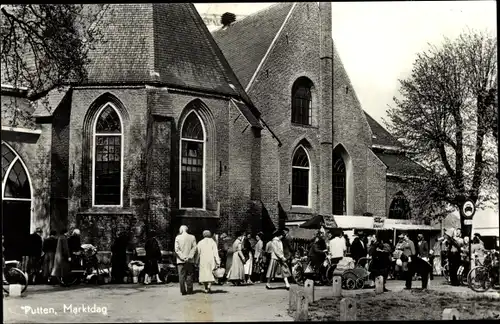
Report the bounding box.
[467,250,499,293]
[3,260,28,295]
[441,258,468,286]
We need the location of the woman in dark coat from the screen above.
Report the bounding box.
[51,229,71,280]
[111,232,130,284]
[42,230,58,283]
[308,233,327,274]
[369,235,392,292]
[144,231,163,285]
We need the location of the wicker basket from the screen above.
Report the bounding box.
[213,267,225,279]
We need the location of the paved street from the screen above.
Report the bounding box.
[3,278,499,322]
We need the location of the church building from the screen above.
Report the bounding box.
[2,3,429,258]
[212,2,428,230]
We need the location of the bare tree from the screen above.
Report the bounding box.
[387,29,498,218]
[1,4,110,96]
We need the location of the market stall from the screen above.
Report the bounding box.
[383,219,441,249]
[472,207,499,250]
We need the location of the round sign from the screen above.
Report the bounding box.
[462,200,476,219]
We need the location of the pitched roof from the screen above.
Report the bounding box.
[364,112,403,149]
[212,3,294,89]
[374,151,429,178]
[85,4,259,116]
[231,99,262,128]
[32,87,70,118]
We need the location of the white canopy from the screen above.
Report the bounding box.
[333,215,374,229]
[472,207,499,237]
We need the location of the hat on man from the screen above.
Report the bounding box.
[398,233,405,238]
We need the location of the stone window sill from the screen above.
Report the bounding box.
[290,206,313,214]
[291,123,318,129]
[173,208,220,218]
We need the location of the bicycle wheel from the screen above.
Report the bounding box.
[442,263,450,282]
[343,272,357,290]
[467,266,492,292]
[325,266,335,286]
[355,278,364,289]
[4,267,28,293]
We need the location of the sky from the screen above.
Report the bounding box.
[195,1,497,127]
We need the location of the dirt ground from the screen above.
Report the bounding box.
[301,290,500,321]
[4,277,499,322]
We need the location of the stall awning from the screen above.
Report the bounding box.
[333,215,374,229]
[474,228,499,237]
[383,219,440,231]
[383,223,440,231]
[288,227,316,240]
[472,207,499,237]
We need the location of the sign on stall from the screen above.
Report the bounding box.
[373,216,385,229]
[323,215,337,228]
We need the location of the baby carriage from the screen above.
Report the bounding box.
[158,251,178,283]
[332,256,372,290]
[61,244,102,286]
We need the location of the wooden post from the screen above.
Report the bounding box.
[442,308,460,320]
[9,284,22,297]
[332,276,342,297]
[304,279,315,304]
[375,276,384,294]
[289,285,301,311]
[295,290,309,321]
[340,297,357,321]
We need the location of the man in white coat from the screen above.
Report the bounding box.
[196,230,220,293]
[175,225,197,295]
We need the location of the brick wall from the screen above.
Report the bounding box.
[49,91,72,233]
[227,102,255,236]
[332,43,374,215]
[249,3,326,221]
[67,88,149,249]
[366,149,387,216]
[260,128,280,232]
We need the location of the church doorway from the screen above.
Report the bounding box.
[2,142,32,262]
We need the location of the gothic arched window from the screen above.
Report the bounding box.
[291,77,313,125]
[292,146,310,207]
[332,153,346,215]
[180,111,205,209]
[2,142,33,261]
[389,192,411,220]
[93,104,123,206]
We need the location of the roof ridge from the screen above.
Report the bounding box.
[245,2,296,91]
[213,3,291,32]
[232,2,287,25]
[189,3,261,118]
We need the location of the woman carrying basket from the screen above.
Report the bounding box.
[196,230,221,293]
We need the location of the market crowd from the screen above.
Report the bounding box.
[3,223,491,295]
